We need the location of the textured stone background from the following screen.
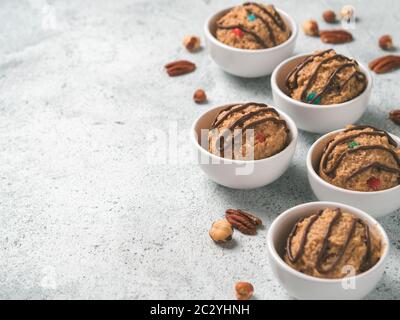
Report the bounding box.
[0,0,399,299]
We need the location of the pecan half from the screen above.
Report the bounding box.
[225,209,262,235]
[319,30,353,44]
[165,60,196,77]
[389,109,400,125]
[369,55,400,74]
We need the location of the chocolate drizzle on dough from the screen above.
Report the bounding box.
[285,49,334,90]
[309,63,366,104]
[359,222,372,272]
[245,10,276,46]
[301,55,356,102]
[216,25,268,48]
[286,211,322,263]
[315,208,342,273]
[243,2,286,31]
[210,103,288,153]
[216,3,288,49]
[324,146,400,176]
[320,126,400,182]
[286,208,373,275]
[211,103,279,129]
[285,50,367,104]
[346,162,400,181]
[342,125,397,146]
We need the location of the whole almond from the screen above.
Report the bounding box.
[323,10,337,23]
[379,35,393,50]
[193,89,207,103]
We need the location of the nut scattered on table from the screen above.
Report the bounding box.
[235,282,254,300]
[369,55,400,74]
[225,209,262,235]
[389,109,400,125]
[165,60,196,77]
[319,30,353,44]
[323,10,337,23]
[183,35,201,52]
[379,35,394,50]
[302,19,319,36]
[209,219,233,243]
[340,5,354,22]
[193,89,207,104]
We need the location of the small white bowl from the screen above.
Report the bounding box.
[271,53,372,133]
[204,7,298,78]
[267,201,389,300]
[191,104,298,189]
[307,129,400,218]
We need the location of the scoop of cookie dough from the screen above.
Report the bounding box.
[216,2,291,50]
[286,49,367,105]
[208,103,289,160]
[285,208,382,279]
[319,125,400,191]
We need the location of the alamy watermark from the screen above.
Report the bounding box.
[145,121,257,175]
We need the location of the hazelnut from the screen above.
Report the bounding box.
[340,5,354,22]
[323,10,336,23]
[235,282,254,300]
[183,35,201,52]
[302,19,319,36]
[389,109,400,125]
[209,219,233,243]
[379,35,393,50]
[193,89,207,104]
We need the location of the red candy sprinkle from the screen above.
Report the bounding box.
[367,177,381,190]
[232,28,244,37]
[255,132,266,143]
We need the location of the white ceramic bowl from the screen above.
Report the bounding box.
[271,53,372,133]
[307,129,400,218]
[267,201,389,300]
[191,104,298,189]
[204,7,298,78]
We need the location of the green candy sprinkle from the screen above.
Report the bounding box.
[247,13,256,22]
[306,92,321,104]
[348,141,359,149]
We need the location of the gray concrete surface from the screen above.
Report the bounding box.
[0,0,399,299]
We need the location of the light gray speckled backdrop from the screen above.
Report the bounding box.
[0,0,399,299]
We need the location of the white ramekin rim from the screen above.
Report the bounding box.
[204,6,298,54]
[190,104,298,165]
[306,128,400,195]
[271,53,373,109]
[267,201,390,283]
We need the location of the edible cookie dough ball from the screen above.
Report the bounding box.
[216,2,291,50]
[319,125,400,191]
[208,103,289,160]
[286,49,367,105]
[285,208,382,279]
